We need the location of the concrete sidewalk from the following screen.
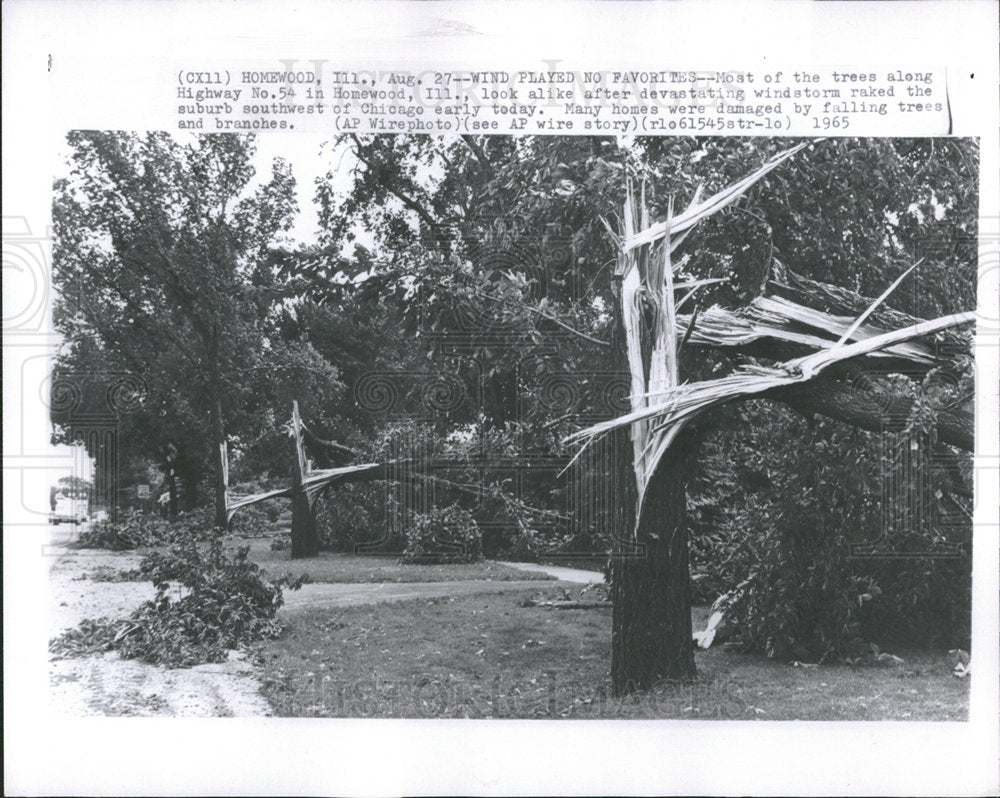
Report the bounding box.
[279,579,560,614]
[492,561,605,584]
[278,561,604,614]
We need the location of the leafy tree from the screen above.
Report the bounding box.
[307,135,632,555]
[54,475,91,499]
[51,132,340,527]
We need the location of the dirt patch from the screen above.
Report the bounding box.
[49,650,271,717]
[48,547,271,717]
[49,550,153,632]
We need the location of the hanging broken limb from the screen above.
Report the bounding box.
[766,376,974,453]
[768,262,973,354]
[566,309,974,523]
[678,295,940,364]
[222,401,566,557]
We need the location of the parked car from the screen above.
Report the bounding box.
[49,497,87,525]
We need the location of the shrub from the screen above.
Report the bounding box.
[315,483,386,552]
[167,507,218,542]
[724,524,971,660]
[71,507,228,550]
[859,555,971,650]
[163,503,278,542]
[725,522,882,661]
[401,504,483,564]
[498,524,544,562]
[497,522,579,562]
[50,533,303,668]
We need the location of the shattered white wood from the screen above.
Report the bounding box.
[568,138,973,534]
[567,310,975,523]
[222,401,385,523]
[681,295,937,363]
[622,140,815,252]
[607,141,821,528]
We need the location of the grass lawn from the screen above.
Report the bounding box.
[231,538,554,584]
[255,588,969,720]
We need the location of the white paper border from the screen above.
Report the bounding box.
[4,2,998,795]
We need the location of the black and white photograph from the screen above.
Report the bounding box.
[4,2,998,796]
[44,132,979,720]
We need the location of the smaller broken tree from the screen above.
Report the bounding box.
[566,141,975,694]
[221,400,385,558]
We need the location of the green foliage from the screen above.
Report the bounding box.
[315,135,976,566]
[72,510,171,550]
[726,526,879,662]
[49,618,127,659]
[162,507,213,541]
[228,502,279,538]
[723,526,970,661]
[51,131,342,526]
[499,524,548,563]
[401,504,483,564]
[73,499,281,553]
[315,483,385,551]
[73,507,238,551]
[860,557,971,650]
[689,401,971,660]
[51,535,303,668]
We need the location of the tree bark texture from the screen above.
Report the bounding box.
[611,449,695,694]
[290,488,319,558]
[210,393,228,529]
[770,377,974,452]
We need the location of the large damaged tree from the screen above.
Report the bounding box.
[566,141,975,694]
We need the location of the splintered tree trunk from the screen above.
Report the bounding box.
[211,394,228,530]
[290,401,319,558]
[600,148,816,695]
[611,449,695,694]
[609,189,696,695]
[166,466,179,518]
[290,489,318,558]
